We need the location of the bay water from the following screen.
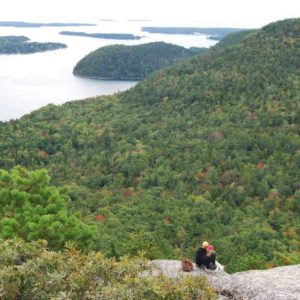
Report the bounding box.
[0,20,216,121]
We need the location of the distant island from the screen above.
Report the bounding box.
[0,21,96,27]
[73,42,207,80]
[0,36,67,54]
[142,27,246,40]
[60,31,142,40]
[98,19,116,22]
[127,19,151,22]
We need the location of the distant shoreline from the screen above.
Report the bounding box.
[127,19,151,22]
[0,21,96,27]
[0,35,67,54]
[98,19,116,22]
[141,27,247,41]
[73,71,142,81]
[60,31,143,40]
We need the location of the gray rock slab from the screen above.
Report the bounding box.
[151,260,300,300]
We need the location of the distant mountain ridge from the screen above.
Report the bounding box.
[141,26,247,40]
[0,21,96,27]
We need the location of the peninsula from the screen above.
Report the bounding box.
[0,35,67,54]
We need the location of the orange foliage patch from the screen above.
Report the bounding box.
[196,171,206,181]
[268,207,280,220]
[208,130,225,141]
[247,112,258,121]
[283,256,291,265]
[37,150,48,159]
[95,214,106,222]
[201,183,212,192]
[256,161,265,169]
[268,190,280,201]
[283,227,297,239]
[265,262,276,269]
[218,182,225,189]
[123,188,134,197]
[163,217,171,225]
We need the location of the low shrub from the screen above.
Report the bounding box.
[0,239,216,299]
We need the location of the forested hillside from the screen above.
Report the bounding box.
[214,29,256,48]
[0,18,300,273]
[73,42,206,80]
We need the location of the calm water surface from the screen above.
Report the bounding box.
[0,20,216,121]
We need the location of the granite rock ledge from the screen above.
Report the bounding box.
[151,260,300,300]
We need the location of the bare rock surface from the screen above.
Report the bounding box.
[151,259,300,300]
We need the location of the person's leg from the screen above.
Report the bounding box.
[208,253,217,270]
[211,253,216,264]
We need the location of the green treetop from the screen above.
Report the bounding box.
[0,166,96,250]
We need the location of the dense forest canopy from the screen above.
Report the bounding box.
[213,29,257,48]
[0,18,300,273]
[73,42,207,80]
[0,35,66,54]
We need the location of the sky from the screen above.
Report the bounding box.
[0,0,299,28]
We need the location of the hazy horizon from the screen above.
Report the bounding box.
[0,0,299,28]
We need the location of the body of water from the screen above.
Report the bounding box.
[0,20,216,121]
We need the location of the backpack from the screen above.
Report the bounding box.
[181,258,194,272]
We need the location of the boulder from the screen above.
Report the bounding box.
[151,260,300,300]
[226,264,300,300]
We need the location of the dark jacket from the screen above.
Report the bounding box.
[195,247,207,267]
[203,252,217,269]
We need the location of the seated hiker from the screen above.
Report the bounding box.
[203,244,217,270]
[195,241,209,267]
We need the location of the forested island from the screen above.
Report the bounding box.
[0,21,96,27]
[0,18,299,298]
[73,42,207,80]
[0,35,67,54]
[60,31,142,40]
[142,26,246,40]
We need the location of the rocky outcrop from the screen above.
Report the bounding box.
[151,260,300,300]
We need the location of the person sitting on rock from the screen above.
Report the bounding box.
[203,244,217,270]
[196,241,209,268]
